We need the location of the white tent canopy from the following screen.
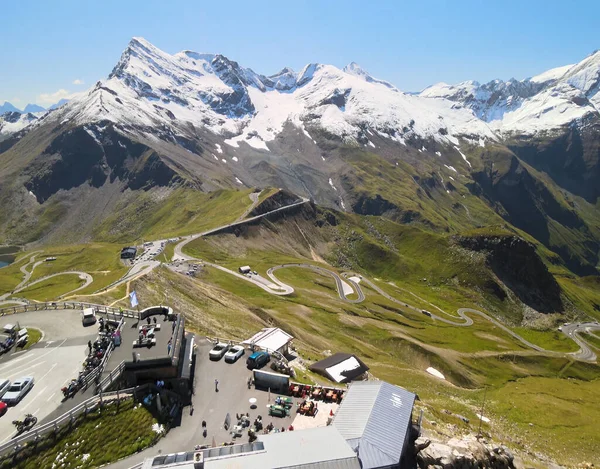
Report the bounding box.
[242,327,293,354]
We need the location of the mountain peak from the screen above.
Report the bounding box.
[343,62,396,90]
[24,103,46,113]
[0,101,22,115]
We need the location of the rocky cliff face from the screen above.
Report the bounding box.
[454,234,563,313]
[24,121,180,204]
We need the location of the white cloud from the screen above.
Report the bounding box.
[37,89,78,106]
[72,79,84,85]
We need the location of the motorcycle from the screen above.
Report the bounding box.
[61,379,82,400]
[12,413,37,433]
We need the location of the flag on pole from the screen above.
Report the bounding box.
[129,291,139,308]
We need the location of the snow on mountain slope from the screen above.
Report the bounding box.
[492,83,594,134]
[530,64,573,84]
[43,37,496,153]
[421,50,600,136]
[0,112,38,140]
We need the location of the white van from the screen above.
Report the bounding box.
[16,328,28,347]
[81,308,97,326]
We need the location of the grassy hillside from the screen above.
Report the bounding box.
[95,187,253,243]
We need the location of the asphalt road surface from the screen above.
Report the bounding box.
[561,322,600,361]
[0,309,95,443]
[106,337,291,469]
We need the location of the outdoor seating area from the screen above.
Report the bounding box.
[289,383,345,404]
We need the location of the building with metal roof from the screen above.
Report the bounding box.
[332,381,418,469]
[309,353,369,383]
[141,426,361,469]
[139,380,419,469]
[120,246,137,259]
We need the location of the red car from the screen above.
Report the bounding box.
[0,401,7,416]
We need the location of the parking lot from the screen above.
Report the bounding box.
[0,309,95,444]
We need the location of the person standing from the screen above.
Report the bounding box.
[215,379,219,392]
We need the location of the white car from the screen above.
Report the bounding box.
[224,345,245,363]
[209,342,230,361]
[0,379,10,398]
[3,377,34,405]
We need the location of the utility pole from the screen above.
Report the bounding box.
[477,387,487,439]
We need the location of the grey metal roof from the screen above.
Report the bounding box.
[332,381,417,469]
[282,458,362,469]
[205,426,359,469]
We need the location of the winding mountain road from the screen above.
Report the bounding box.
[1,252,93,301]
[182,256,599,362]
[3,195,598,362]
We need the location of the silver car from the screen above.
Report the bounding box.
[3,377,34,405]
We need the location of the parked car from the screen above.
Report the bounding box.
[224,345,245,363]
[0,379,10,398]
[209,342,230,360]
[3,377,34,405]
[0,401,7,416]
[16,329,29,348]
[246,351,270,370]
[81,308,97,326]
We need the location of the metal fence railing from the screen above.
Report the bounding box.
[97,360,126,393]
[0,301,139,319]
[0,385,147,460]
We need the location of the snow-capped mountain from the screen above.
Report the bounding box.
[2,37,600,276]
[0,111,38,140]
[420,50,600,135]
[42,37,495,153]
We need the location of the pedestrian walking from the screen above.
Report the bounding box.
[167,339,172,354]
[215,379,219,392]
[87,340,92,353]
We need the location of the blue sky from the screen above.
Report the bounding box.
[1,0,599,108]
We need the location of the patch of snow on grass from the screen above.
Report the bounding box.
[215,143,223,153]
[367,140,375,148]
[426,367,445,380]
[454,146,472,167]
[328,178,337,191]
[235,177,243,185]
[444,164,458,173]
[232,156,239,162]
[435,151,441,157]
[221,158,226,163]
[82,454,91,462]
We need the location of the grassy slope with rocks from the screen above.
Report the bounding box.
[6,400,162,469]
